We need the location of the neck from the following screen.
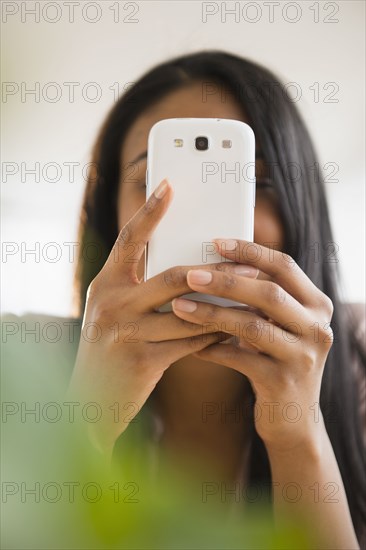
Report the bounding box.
[150,355,254,482]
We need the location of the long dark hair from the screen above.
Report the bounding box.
[74,51,365,543]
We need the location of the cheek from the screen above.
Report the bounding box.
[117,186,145,231]
[254,197,285,275]
[117,186,146,282]
[254,209,284,247]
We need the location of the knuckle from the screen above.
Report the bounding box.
[85,276,102,302]
[225,341,242,363]
[205,304,218,321]
[133,349,150,368]
[265,281,286,305]
[244,318,264,340]
[318,323,334,348]
[319,293,334,316]
[163,266,187,288]
[280,252,297,272]
[213,262,230,273]
[222,273,238,290]
[254,317,266,332]
[300,346,317,373]
[93,300,114,326]
[129,352,156,380]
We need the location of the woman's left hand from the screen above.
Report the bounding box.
[171,238,334,454]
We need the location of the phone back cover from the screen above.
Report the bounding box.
[145,118,255,311]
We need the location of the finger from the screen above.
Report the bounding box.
[192,340,273,381]
[150,331,232,365]
[128,311,222,343]
[183,268,311,330]
[212,239,332,312]
[103,178,173,283]
[172,298,300,361]
[134,261,258,313]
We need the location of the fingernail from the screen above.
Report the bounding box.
[187,270,212,285]
[154,178,170,199]
[213,238,237,251]
[172,298,198,312]
[232,265,259,278]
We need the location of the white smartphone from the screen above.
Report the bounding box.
[144,118,256,312]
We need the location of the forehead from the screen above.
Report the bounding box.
[121,81,250,164]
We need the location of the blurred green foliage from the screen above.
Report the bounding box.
[1,319,312,549]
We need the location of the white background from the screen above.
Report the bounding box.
[1,0,365,316]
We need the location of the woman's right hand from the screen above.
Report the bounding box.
[66,179,231,457]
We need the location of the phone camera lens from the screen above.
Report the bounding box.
[195,136,209,151]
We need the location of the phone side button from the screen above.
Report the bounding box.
[253,178,256,208]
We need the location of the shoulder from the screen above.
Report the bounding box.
[1,312,82,391]
[343,302,366,343]
[1,311,82,337]
[1,312,82,352]
[342,302,366,374]
[342,302,366,442]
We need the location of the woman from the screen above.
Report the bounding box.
[68,51,365,548]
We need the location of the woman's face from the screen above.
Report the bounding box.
[118,81,285,282]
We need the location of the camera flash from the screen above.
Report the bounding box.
[174,139,183,147]
[222,140,232,148]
